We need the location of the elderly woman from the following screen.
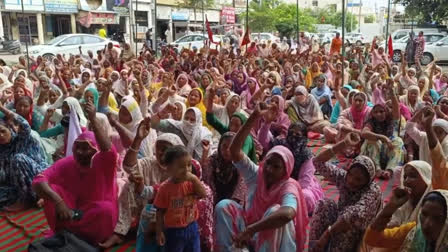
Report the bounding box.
[32,102,118,244]
[0,104,47,211]
[287,86,330,134]
[215,105,309,252]
[310,133,382,251]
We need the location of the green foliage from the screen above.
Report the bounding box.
[309,7,358,32]
[364,14,375,23]
[241,1,317,35]
[394,0,448,23]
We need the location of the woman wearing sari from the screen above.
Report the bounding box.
[311,74,333,118]
[258,121,323,214]
[32,102,118,245]
[310,133,382,252]
[361,86,404,179]
[230,70,248,95]
[287,86,330,134]
[215,104,309,252]
[364,188,448,252]
[240,77,260,113]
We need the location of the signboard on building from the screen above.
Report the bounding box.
[4,0,44,11]
[77,11,118,27]
[172,12,189,21]
[221,6,235,24]
[45,0,78,13]
[106,0,129,16]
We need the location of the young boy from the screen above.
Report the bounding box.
[154,145,207,252]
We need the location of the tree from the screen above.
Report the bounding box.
[364,14,375,23]
[242,2,317,35]
[310,8,359,32]
[394,0,448,23]
[177,0,214,27]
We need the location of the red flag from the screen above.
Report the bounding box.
[388,35,393,59]
[241,29,251,47]
[206,17,219,45]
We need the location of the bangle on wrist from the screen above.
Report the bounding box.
[129,146,139,153]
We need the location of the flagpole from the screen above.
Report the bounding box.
[342,0,345,83]
[245,0,249,51]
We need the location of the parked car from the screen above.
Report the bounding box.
[421,36,448,65]
[250,33,280,43]
[30,34,119,60]
[345,32,368,45]
[170,34,221,51]
[318,33,336,44]
[391,28,441,42]
[392,33,446,62]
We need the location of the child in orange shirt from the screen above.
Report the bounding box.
[154,145,207,252]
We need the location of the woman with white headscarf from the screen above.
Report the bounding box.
[151,106,212,160]
[287,86,330,134]
[406,110,448,165]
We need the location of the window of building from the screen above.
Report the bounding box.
[312,0,318,6]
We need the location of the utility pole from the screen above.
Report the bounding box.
[154,0,157,53]
[20,0,30,75]
[296,0,299,42]
[384,0,391,53]
[358,0,361,32]
[202,0,205,36]
[245,0,249,51]
[135,0,138,56]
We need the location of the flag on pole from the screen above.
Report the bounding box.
[241,29,251,47]
[206,17,219,45]
[388,35,393,59]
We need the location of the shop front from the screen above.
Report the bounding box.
[44,0,78,40]
[171,11,189,40]
[3,0,45,43]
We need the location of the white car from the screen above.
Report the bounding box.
[30,34,120,60]
[391,33,446,62]
[421,36,448,65]
[318,33,336,44]
[346,33,368,45]
[170,34,221,51]
[250,33,280,43]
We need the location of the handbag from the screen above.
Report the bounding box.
[28,230,99,252]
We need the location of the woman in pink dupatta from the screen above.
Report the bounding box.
[215,106,308,252]
[32,104,118,245]
[240,77,260,113]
